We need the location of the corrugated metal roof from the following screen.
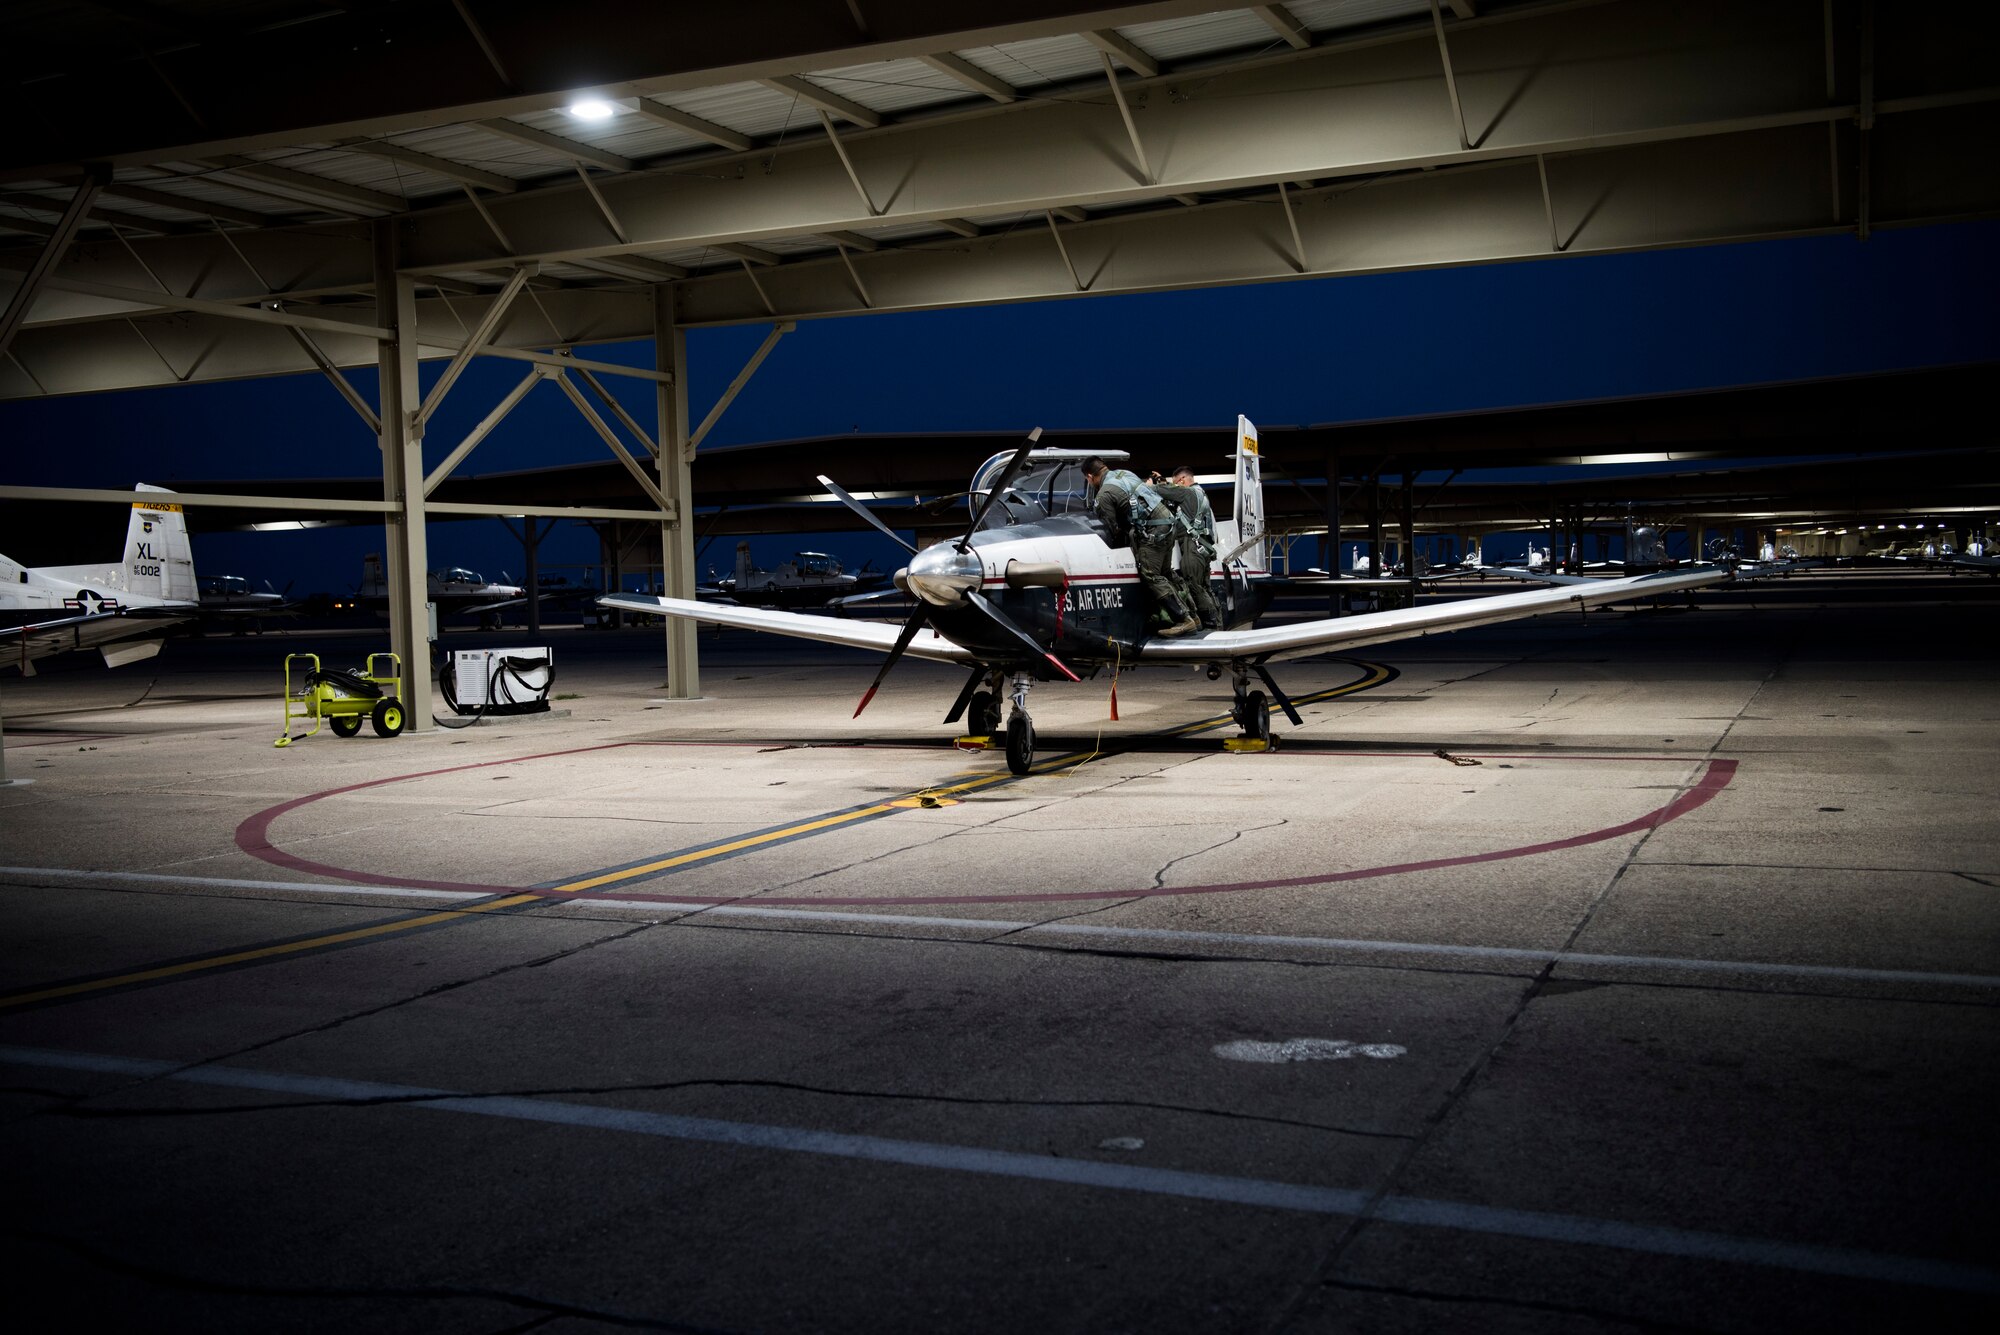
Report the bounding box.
[1287,0,1435,36]
[804,56,983,115]
[54,5,1459,245]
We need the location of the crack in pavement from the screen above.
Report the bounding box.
[1311,1273,1716,1333]
[1263,625,1812,1332]
[24,922,656,1119]
[3,1227,728,1333]
[1145,818,1291,893]
[51,1077,1413,1141]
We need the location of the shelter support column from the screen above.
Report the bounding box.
[1324,451,1342,617]
[654,285,699,697]
[374,221,433,729]
[1400,475,1416,606]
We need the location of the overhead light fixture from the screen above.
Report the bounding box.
[567,97,619,121]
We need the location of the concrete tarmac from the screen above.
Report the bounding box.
[1,569,1996,1332]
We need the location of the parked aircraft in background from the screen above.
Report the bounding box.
[605,417,1755,774]
[2,486,198,673]
[359,555,526,629]
[703,542,890,607]
[197,574,292,633]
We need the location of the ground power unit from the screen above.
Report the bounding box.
[440,647,553,718]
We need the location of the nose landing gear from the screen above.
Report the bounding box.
[1004,670,1036,774]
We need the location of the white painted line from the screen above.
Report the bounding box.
[1214,1039,1407,1063]
[1024,923,2000,990]
[0,866,484,902]
[6,867,1994,991]
[4,1043,1994,1296]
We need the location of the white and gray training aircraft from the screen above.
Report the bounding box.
[2,485,198,673]
[601,417,1752,774]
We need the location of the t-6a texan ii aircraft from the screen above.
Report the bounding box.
[2,486,198,674]
[601,418,1744,775]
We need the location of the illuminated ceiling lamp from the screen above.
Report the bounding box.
[566,94,635,122]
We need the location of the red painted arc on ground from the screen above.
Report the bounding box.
[234,743,1738,906]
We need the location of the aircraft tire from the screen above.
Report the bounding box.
[1005,712,1035,776]
[371,699,407,738]
[329,715,364,738]
[1241,691,1270,745]
[970,690,1001,735]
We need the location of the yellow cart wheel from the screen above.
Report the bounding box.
[330,715,363,738]
[371,699,406,738]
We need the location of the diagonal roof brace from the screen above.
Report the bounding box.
[689,320,794,455]
[552,369,676,512]
[414,263,535,432]
[422,364,547,495]
[287,325,381,435]
[0,165,106,356]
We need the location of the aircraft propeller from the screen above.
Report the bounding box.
[829,427,1074,718]
[816,475,919,555]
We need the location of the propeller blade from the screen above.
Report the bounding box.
[966,590,1079,682]
[817,475,918,554]
[853,606,931,717]
[958,428,1043,552]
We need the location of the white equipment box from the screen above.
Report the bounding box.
[447,646,552,710]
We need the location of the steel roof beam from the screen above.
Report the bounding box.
[667,118,1994,326]
[0,192,192,236]
[197,157,406,215]
[338,140,521,193]
[6,3,1230,177]
[1252,6,1313,51]
[631,101,756,153]
[95,179,296,227]
[383,2,1911,274]
[1084,30,1159,78]
[758,75,883,129]
[473,120,636,173]
[918,52,1020,104]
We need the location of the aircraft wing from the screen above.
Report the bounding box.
[599,594,978,664]
[1136,566,1733,663]
[1465,566,1596,587]
[1,609,192,673]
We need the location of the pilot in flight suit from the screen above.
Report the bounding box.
[1155,465,1222,630]
[1083,456,1200,637]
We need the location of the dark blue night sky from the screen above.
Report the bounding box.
[5,220,1995,592]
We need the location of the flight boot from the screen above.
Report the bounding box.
[1157,596,1201,637]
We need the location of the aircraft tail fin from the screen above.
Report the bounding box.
[1230,414,1267,572]
[122,485,196,603]
[361,553,385,596]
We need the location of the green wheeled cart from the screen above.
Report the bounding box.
[275,652,405,747]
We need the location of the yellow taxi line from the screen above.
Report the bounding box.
[0,894,543,1010]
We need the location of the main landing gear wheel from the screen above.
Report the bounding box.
[969,690,1002,735]
[1237,689,1270,746]
[329,714,363,738]
[370,699,406,737]
[1005,711,1035,775]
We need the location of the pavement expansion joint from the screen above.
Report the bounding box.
[52,1076,1414,1142]
[4,1227,687,1333]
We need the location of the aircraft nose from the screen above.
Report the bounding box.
[906,544,983,606]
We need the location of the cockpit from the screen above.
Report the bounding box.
[966,448,1130,534]
[199,575,250,597]
[794,553,840,577]
[435,567,483,585]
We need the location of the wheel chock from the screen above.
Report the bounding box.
[1223,737,1271,753]
[954,734,994,751]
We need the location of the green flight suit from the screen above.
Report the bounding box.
[1156,481,1221,627]
[1091,468,1188,624]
